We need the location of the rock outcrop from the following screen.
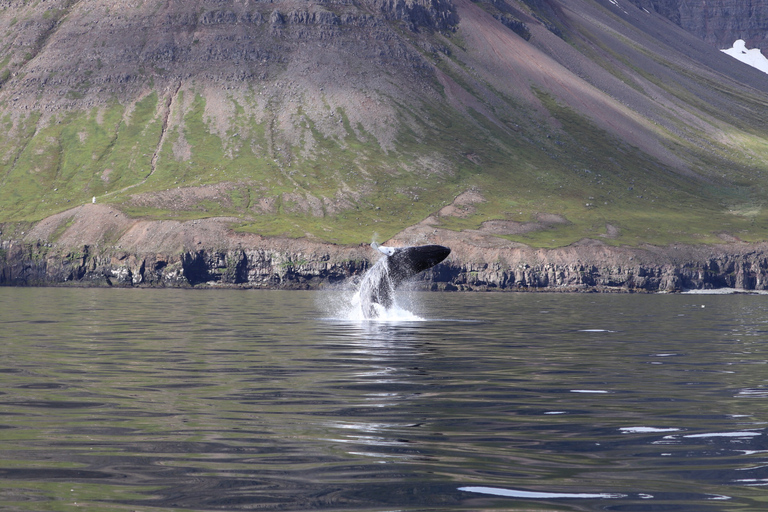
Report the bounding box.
[630,0,768,52]
[0,240,369,289]
[0,0,459,122]
[3,209,768,292]
[432,241,768,292]
[371,0,458,31]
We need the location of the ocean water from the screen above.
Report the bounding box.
[1,287,768,511]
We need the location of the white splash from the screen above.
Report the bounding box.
[319,255,425,322]
[371,241,396,256]
[348,288,425,323]
[357,255,394,319]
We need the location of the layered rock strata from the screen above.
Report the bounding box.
[630,0,768,52]
[3,235,767,292]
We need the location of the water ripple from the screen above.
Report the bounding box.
[1,289,768,510]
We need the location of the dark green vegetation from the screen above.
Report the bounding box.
[1,0,767,248]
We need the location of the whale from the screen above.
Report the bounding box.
[358,242,451,318]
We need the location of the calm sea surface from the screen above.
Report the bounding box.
[1,287,768,511]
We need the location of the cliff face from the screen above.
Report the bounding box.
[630,0,768,52]
[3,206,768,292]
[0,0,451,108]
[442,242,768,292]
[4,237,768,292]
[0,240,369,289]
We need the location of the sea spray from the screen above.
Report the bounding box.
[319,254,424,322]
[357,255,393,319]
[318,242,450,322]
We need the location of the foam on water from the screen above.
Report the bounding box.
[458,486,626,499]
[318,289,426,323]
[318,256,426,323]
[682,288,768,295]
[345,297,425,323]
[620,427,681,434]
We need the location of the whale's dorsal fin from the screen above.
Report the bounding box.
[371,242,396,256]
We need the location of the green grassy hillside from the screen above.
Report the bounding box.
[1,0,767,248]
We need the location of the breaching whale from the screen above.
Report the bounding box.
[357,242,451,318]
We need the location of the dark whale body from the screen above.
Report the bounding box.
[358,243,451,318]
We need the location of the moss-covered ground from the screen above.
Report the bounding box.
[1,77,767,248]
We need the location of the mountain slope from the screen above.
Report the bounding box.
[630,0,768,53]
[1,0,767,251]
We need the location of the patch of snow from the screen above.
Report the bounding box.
[721,40,768,75]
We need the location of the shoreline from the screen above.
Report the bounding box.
[3,235,768,293]
[3,206,767,293]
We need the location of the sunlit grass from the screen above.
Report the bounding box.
[2,76,768,248]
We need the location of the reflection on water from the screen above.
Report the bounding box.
[1,288,768,511]
[458,486,627,499]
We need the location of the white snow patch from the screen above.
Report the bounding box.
[721,40,768,75]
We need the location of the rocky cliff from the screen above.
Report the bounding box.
[4,233,768,293]
[3,205,768,292]
[0,239,369,289]
[629,0,768,52]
